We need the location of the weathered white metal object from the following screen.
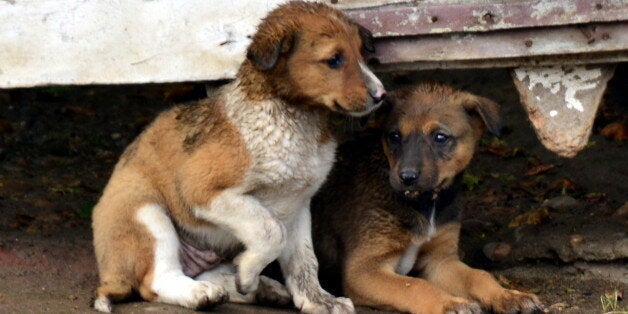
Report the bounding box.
[1,0,626,88]
[0,0,290,88]
[512,65,616,158]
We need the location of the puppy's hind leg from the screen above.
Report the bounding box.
[196,264,292,307]
[94,278,134,313]
[136,204,229,310]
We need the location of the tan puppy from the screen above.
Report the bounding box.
[92,2,385,312]
[312,83,542,314]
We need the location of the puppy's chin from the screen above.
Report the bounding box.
[390,180,425,199]
[394,188,435,202]
[347,101,382,117]
[390,178,441,200]
[329,99,381,117]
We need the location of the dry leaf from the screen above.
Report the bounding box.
[547,178,579,192]
[67,106,95,117]
[497,274,512,288]
[600,122,628,141]
[525,164,555,176]
[508,208,550,228]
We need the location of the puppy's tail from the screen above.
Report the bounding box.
[94,280,134,313]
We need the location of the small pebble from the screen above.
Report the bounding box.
[568,234,584,247]
[543,196,580,211]
[483,242,512,261]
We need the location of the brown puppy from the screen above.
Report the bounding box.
[92,2,385,313]
[312,83,542,314]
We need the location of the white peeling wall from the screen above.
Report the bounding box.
[0,0,292,87]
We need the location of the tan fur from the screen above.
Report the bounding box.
[93,103,245,302]
[312,82,541,314]
[93,2,384,312]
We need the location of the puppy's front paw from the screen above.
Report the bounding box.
[300,292,355,314]
[483,289,542,314]
[187,281,229,310]
[443,297,482,314]
[234,269,259,295]
[443,298,482,314]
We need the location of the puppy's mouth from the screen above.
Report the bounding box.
[394,181,441,200]
[403,190,422,198]
[333,100,381,117]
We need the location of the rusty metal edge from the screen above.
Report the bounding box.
[345,0,628,37]
[368,22,628,68]
[371,52,628,72]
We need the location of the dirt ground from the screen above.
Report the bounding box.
[0,64,625,314]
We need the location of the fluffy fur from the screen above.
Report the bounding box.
[92,2,385,312]
[312,82,542,314]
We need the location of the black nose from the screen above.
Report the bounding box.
[370,90,387,103]
[399,171,419,186]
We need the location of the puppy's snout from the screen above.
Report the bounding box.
[359,62,385,104]
[399,171,419,186]
[369,87,387,104]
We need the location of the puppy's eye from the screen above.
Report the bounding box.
[433,133,450,144]
[326,54,344,69]
[388,131,401,143]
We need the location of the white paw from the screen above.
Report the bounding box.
[93,296,112,313]
[233,254,261,294]
[234,267,260,295]
[154,273,225,308]
[301,294,355,314]
[184,281,229,310]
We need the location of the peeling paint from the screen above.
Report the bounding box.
[512,65,615,158]
[514,66,603,112]
[372,15,383,28]
[407,12,420,24]
[531,0,577,19]
[430,27,452,33]
[472,10,489,25]
[382,31,402,36]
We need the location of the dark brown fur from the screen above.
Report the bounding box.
[312,82,542,313]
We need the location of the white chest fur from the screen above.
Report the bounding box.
[395,205,437,276]
[221,82,336,217]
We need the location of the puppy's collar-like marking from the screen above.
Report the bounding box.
[427,192,437,238]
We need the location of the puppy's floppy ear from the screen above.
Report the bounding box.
[246,17,295,71]
[351,21,375,53]
[461,94,501,136]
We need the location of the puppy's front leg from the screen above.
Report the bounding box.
[343,234,481,314]
[196,188,287,294]
[419,223,542,313]
[279,205,354,314]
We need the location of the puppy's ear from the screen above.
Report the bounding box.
[353,22,375,53]
[461,94,501,136]
[247,18,295,71]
